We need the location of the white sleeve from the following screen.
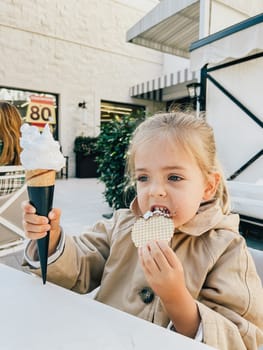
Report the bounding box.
[168,321,203,342]
[24,228,65,268]
[194,322,203,342]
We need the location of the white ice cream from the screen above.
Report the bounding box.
[20,124,65,171]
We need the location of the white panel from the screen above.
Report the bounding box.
[190,22,263,71]
[206,58,263,182]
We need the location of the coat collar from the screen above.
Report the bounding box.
[130,197,239,237]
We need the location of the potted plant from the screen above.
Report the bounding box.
[74,136,99,178]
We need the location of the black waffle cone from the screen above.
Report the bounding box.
[27,185,54,284]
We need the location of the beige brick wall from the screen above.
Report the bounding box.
[0,0,164,176]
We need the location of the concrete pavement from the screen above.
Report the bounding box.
[54,178,112,235]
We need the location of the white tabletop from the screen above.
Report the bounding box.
[0,264,215,350]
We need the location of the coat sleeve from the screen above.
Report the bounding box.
[197,236,263,350]
[30,215,118,294]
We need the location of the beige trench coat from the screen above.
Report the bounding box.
[26,199,263,350]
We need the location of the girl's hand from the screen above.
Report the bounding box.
[138,240,186,304]
[22,201,62,256]
[138,240,200,338]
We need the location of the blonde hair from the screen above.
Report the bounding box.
[0,101,22,165]
[127,112,230,214]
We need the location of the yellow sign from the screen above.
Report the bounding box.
[26,96,56,126]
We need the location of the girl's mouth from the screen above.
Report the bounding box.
[143,206,171,219]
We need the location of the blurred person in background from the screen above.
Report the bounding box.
[0,101,22,166]
[0,101,24,196]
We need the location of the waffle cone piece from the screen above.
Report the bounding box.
[26,169,56,186]
[132,213,174,248]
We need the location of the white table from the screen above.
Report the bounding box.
[0,264,215,350]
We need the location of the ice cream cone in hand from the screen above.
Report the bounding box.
[20,124,65,284]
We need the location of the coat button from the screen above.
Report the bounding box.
[139,287,155,304]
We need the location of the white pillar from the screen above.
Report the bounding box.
[199,0,211,38]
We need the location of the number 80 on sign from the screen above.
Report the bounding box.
[26,96,56,125]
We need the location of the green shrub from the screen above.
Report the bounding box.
[96,112,145,209]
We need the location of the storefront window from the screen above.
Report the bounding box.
[100,100,145,123]
[0,87,59,139]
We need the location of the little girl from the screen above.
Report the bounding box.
[23,112,263,349]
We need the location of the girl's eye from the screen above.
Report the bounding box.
[168,174,182,182]
[136,175,148,182]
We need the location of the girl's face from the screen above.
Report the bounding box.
[134,136,218,228]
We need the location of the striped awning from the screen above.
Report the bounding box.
[127,0,200,58]
[130,68,197,101]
